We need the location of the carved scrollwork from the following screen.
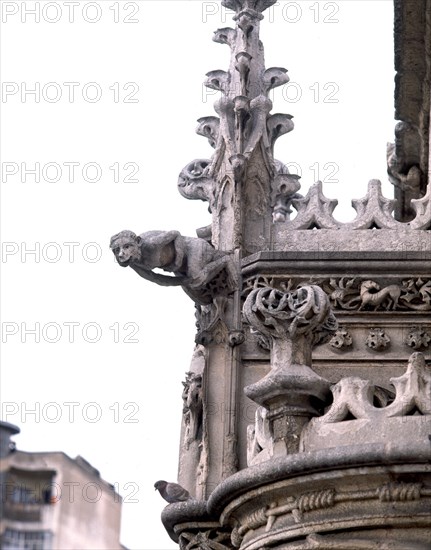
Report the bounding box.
[244,285,337,347]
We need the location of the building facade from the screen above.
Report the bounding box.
[0,422,125,550]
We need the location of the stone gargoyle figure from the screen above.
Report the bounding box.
[110,230,238,303]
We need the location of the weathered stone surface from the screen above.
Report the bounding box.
[110,1,431,547]
[390,0,430,221]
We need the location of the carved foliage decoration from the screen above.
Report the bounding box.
[243,285,337,347]
[244,276,431,313]
[365,328,391,351]
[329,328,353,350]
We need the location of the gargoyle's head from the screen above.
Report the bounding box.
[110,230,141,267]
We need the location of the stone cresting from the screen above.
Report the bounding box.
[318,352,431,423]
[281,178,431,230]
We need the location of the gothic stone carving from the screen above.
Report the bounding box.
[179,527,233,550]
[329,328,353,350]
[182,372,203,450]
[178,159,215,210]
[244,285,337,460]
[276,178,431,231]
[318,352,431,423]
[110,230,238,305]
[365,328,391,351]
[405,326,431,350]
[245,276,431,313]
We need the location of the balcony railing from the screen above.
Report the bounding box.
[3,501,42,522]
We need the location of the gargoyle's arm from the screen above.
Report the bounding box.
[130,263,187,287]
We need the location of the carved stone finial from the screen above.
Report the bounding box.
[244,285,337,459]
[287,181,340,229]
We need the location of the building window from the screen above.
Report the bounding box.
[2,529,52,550]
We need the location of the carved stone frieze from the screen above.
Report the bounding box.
[272,532,431,549]
[228,480,431,548]
[243,275,431,313]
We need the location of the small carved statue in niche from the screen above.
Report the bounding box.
[182,372,203,450]
[110,230,238,302]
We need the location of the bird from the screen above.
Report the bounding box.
[154,480,192,503]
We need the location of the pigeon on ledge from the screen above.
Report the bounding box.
[154,480,192,503]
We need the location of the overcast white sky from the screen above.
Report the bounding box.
[1,1,395,548]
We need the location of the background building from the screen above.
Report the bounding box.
[0,421,126,550]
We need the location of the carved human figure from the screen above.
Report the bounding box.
[110,230,238,300]
[182,372,203,450]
